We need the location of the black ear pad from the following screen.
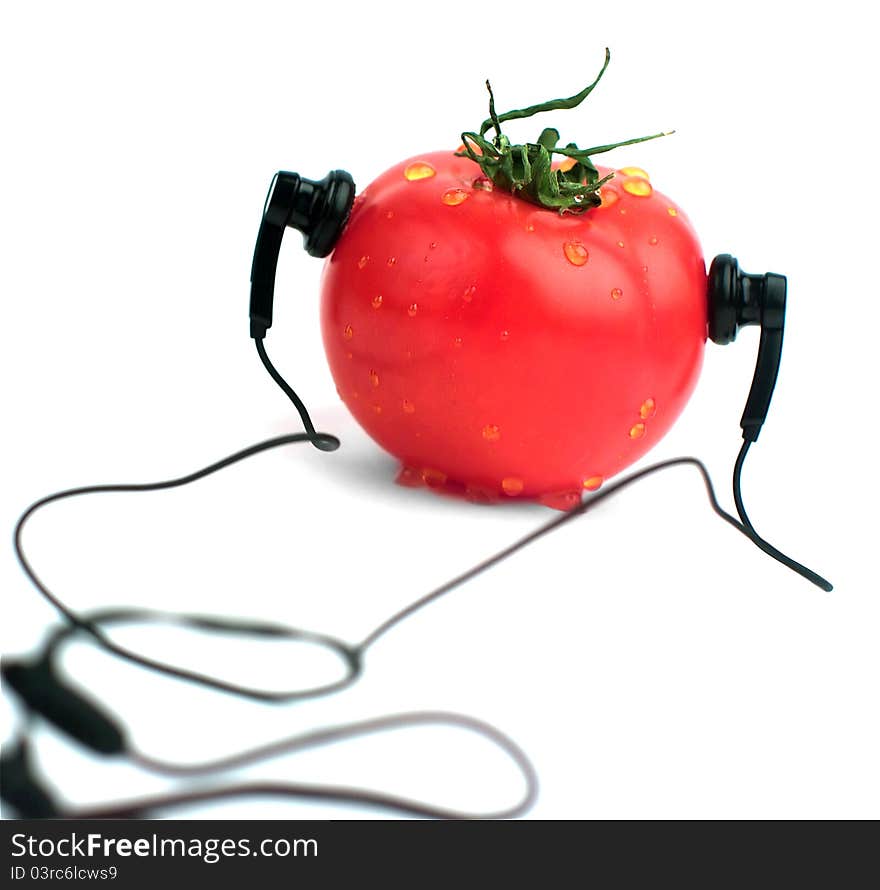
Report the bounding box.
[302,170,356,258]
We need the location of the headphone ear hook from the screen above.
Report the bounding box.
[249,170,356,340]
[707,254,787,442]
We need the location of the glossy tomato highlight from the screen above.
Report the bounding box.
[320,151,706,505]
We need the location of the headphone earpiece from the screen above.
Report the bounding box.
[708,254,787,442]
[249,170,355,339]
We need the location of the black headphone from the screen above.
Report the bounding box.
[1,168,831,820]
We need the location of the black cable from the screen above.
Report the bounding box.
[733,439,833,592]
[255,337,338,452]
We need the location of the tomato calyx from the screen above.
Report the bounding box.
[456,48,672,213]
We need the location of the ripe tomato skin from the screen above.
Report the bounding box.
[320,150,706,502]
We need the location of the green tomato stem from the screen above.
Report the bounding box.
[456,48,672,213]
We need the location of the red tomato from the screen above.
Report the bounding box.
[320,151,706,507]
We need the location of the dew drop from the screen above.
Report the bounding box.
[404,161,436,181]
[639,397,656,419]
[343,324,353,340]
[525,222,535,232]
[385,210,394,219]
[422,467,447,488]
[501,477,524,496]
[357,255,369,269]
[371,294,383,309]
[629,422,646,439]
[667,207,678,217]
[387,256,397,267]
[429,241,439,249]
[473,176,494,191]
[453,336,463,348]
[407,302,418,317]
[372,403,383,414]
[395,466,424,488]
[617,240,625,249]
[499,330,510,341]
[619,165,650,181]
[482,424,501,442]
[465,486,494,505]
[583,475,604,491]
[622,177,653,197]
[611,287,623,301]
[369,370,380,388]
[538,490,581,511]
[402,399,416,414]
[599,187,619,207]
[563,240,589,266]
[648,236,659,246]
[463,284,476,303]
[441,188,469,206]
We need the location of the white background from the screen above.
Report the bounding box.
[2,0,878,819]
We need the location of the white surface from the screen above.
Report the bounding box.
[2,0,878,819]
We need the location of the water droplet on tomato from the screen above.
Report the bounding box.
[648,236,659,246]
[473,176,494,191]
[404,161,436,181]
[599,187,619,207]
[369,370,380,388]
[617,240,625,249]
[465,486,493,504]
[463,285,476,303]
[482,424,501,442]
[583,475,604,491]
[629,422,646,439]
[343,324,353,340]
[525,222,535,232]
[622,177,653,197]
[387,256,397,267]
[402,399,416,414]
[611,287,623,301]
[501,477,524,496]
[395,466,424,488]
[619,166,650,181]
[385,210,394,219]
[538,490,581,511]
[371,294,383,309]
[453,336,463,348]
[640,398,656,419]
[441,188,469,206]
[501,476,525,497]
[667,207,678,217]
[499,330,510,341]
[563,241,589,266]
[372,403,383,415]
[357,255,369,269]
[430,241,439,249]
[408,302,418,317]
[422,467,447,488]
